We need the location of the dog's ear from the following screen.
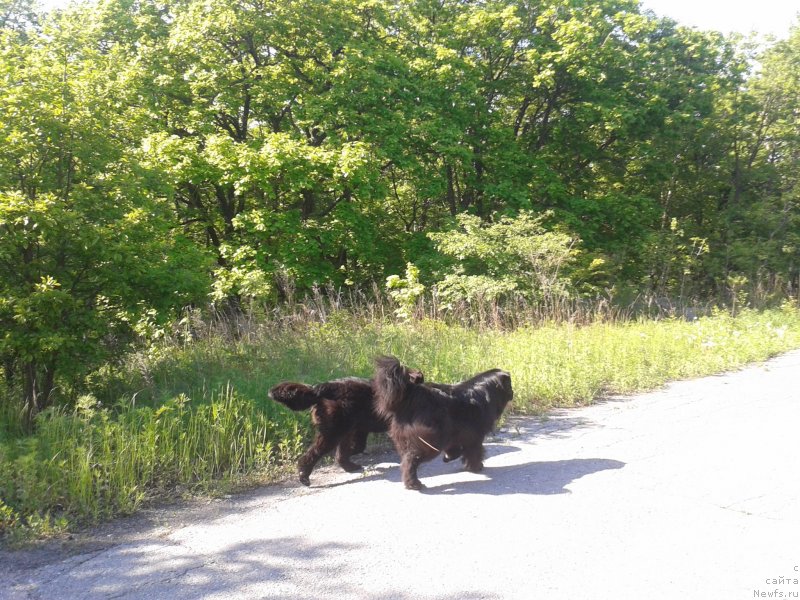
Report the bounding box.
[375,355,425,387]
[408,368,424,384]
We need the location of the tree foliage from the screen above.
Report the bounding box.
[1,0,799,418]
[0,5,209,421]
[428,212,579,305]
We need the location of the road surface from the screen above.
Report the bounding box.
[2,350,799,599]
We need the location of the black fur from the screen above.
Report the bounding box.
[372,356,513,490]
[269,371,422,486]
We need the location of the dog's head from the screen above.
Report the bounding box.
[466,369,514,421]
[373,356,424,412]
[375,355,424,385]
[490,370,513,419]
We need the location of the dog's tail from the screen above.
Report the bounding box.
[268,382,320,411]
[372,355,413,416]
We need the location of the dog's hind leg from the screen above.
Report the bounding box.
[350,429,369,456]
[297,432,338,486]
[442,446,462,463]
[461,443,485,473]
[335,430,365,473]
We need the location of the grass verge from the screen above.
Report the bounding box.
[2,304,800,542]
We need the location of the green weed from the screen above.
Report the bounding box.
[1,304,799,541]
[0,386,303,541]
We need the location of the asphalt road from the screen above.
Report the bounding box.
[2,350,799,600]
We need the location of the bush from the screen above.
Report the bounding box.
[427,211,580,307]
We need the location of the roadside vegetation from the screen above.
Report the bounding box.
[2,301,799,543]
[3,0,800,544]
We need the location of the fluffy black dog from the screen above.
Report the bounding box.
[269,370,423,486]
[372,356,513,490]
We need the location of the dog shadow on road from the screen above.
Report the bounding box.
[334,445,625,496]
[426,454,626,496]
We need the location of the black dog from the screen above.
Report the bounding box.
[372,356,513,490]
[269,370,423,486]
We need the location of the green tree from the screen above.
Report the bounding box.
[0,8,209,423]
[719,25,800,297]
[131,0,417,299]
[4,0,798,369]
[427,211,580,307]
[0,0,37,33]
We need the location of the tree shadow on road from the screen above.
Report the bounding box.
[12,534,494,600]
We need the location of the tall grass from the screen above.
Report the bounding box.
[0,387,304,541]
[106,303,800,413]
[2,303,800,541]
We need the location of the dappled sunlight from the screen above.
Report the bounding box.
[31,534,497,600]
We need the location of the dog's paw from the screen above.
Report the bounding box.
[339,461,364,473]
[405,480,426,491]
[443,447,462,463]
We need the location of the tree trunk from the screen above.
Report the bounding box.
[446,164,457,216]
[22,359,56,428]
[3,354,14,387]
[301,189,315,220]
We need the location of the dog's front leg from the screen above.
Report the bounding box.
[401,453,426,490]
